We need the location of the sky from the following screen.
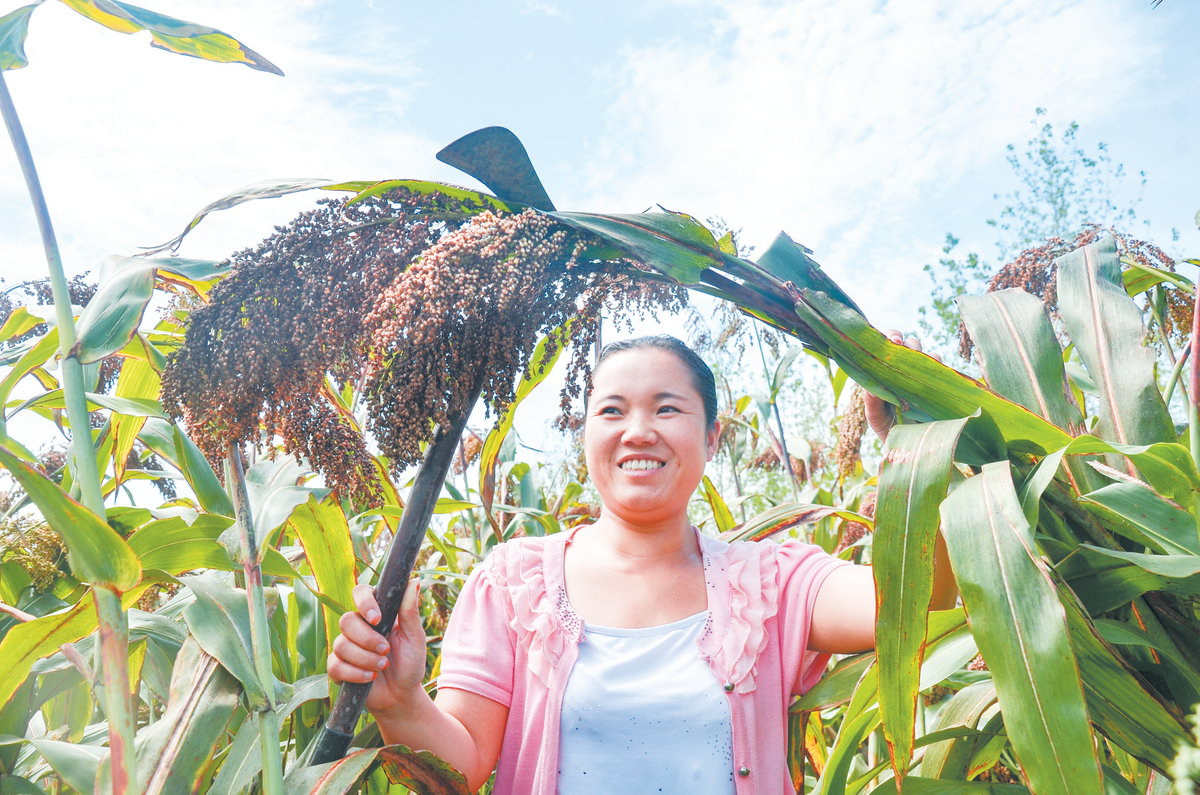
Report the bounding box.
[1,0,1197,455]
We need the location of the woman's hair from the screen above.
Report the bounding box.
[590,335,718,429]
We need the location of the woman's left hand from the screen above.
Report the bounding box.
[863,330,941,444]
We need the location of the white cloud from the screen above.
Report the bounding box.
[0,0,438,280]
[574,0,1161,330]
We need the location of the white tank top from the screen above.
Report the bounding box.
[556,611,737,795]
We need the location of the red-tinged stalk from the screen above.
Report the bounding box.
[95,587,136,794]
[1,69,135,794]
[225,447,284,795]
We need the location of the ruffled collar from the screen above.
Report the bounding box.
[501,528,776,694]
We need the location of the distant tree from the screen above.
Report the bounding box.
[918,108,1146,358]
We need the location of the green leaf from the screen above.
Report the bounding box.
[147,179,334,254]
[722,502,870,543]
[551,210,723,285]
[867,777,1028,794]
[6,389,164,419]
[479,324,571,535]
[152,258,230,282]
[0,328,57,406]
[1079,481,1198,555]
[920,681,999,780]
[1057,237,1176,450]
[28,739,102,795]
[181,573,275,711]
[72,256,156,364]
[224,457,327,566]
[756,232,864,317]
[792,288,1063,458]
[0,445,140,590]
[108,356,160,485]
[0,584,150,711]
[0,4,37,71]
[435,126,556,211]
[287,496,356,644]
[958,288,1100,495]
[137,418,232,516]
[95,636,239,795]
[874,415,969,780]
[283,745,468,795]
[1060,590,1189,773]
[940,462,1102,795]
[699,475,736,533]
[55,0,280,73]
[1121,259,1193,297]
[127,513,296,578]
[792,653,875,711]
[1056,544,1200,613]
[0,307,41,343]
[208,675,328,795]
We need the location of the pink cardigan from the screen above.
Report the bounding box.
[436,529,848,795]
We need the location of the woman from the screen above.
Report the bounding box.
[329,334,955,794]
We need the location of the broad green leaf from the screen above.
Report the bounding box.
[95,636,239,795]
[0,584,151,710]
[0,307,41,342]
[921,681,998,780]
[552,210,722,285]
[55,0,279,73]
[0,4,36,71]
[283,745,468,795]
[756,232,864,317]
[7,389,164,419]
[225,456,327,566]
[941,462,1102,795]
[344,178,525,213]
[1092,618,1200,704]
[137,418,232,516]
[1121,259,1193,297]
[27,739,102,795]
[433,498,477,514]
[1079,482,1198,555]
[148,179,334,254]
[0,775,48,794]
[867,777,1028,794]
[208,674,328,795]
[0,327,57,406]
[129,514,297,578]
[181,573,273,711]
[1056,545,1200,613]
[959,289,1101,496]
[152,257,230,282]
[722,502,870,543]
[0,445,140,590]
[287,496,356,643]
[73,256,157,364]
[792,288,1063,458]
[770,345,805,399]
[109,356,160,485]
[1057,238,1176,452]
[700,475,736,533]
[818,704,880,795]
[1060,591,1188,773]
[792,652,875,711]
[479,324,570,535]
[435,126,556,210]
[874,415,969,780]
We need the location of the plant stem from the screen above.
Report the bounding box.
[225,447,284,795]
[1190,283,1200,548]
[95,587,136,794]
[755,327,800,501]
[1,69,134,794]
[1165,346,1191,408]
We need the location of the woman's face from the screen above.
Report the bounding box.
[584,348,719,527]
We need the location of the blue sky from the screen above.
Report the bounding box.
[1,0,1197,450]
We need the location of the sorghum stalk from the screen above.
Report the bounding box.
[225,447,285,795]
[0,68,136,795]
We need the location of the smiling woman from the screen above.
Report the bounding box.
[327,334,938,795]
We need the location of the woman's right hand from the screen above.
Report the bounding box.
[328,578,429,717]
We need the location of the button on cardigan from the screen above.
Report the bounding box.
[436,529,848,795]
